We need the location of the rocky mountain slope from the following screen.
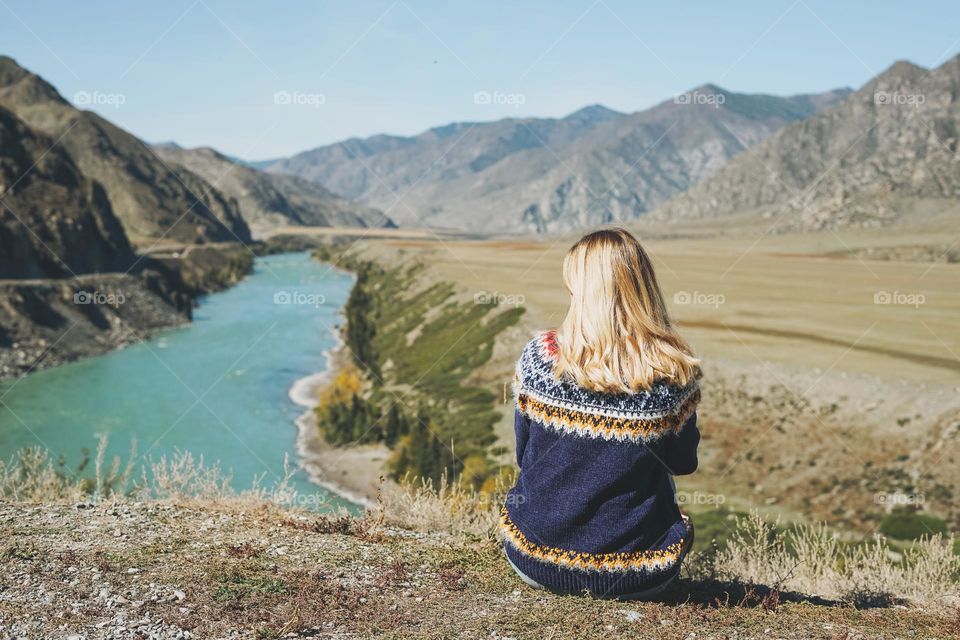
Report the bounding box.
[0,56,251,244]
[154,144,393,238]
[267,87,850,233]
[0,57,263,381]
[0,105,134,279]
[651,56,960,230]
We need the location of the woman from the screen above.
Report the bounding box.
[501,227,701,599]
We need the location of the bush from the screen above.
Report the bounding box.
[879,509,950,541]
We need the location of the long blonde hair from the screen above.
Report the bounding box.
[554,227,700,393]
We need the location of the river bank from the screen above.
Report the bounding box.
[0,244,254,383]
[297,243,526,499]
[0,252,359,506]
[288,333,388,507]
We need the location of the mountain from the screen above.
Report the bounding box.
[153,145,394,237]
[0,56,251,244]
[266,87,851,233]
[0,105,134,279]
[651,57,960,229]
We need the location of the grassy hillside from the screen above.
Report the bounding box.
[311,245,523,490]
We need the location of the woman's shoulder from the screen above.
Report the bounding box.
[517,329,557,366]
[514,329,699,414]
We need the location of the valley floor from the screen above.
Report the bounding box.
[1,499,955,639]
[312,215,960,533]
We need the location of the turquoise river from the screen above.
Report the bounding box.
[0,252,357,511]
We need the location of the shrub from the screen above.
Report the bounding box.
[879,509,950,540]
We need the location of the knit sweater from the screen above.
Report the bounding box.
[501,330,701,597]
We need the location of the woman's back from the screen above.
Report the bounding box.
[502,330,700,597]
[501,228,702,599]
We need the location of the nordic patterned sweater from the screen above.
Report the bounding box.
[501,330,701,597]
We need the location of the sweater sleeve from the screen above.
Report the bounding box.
[659,412,700,476]
[514,408,531,468]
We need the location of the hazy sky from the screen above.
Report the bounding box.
[3,1,958,160]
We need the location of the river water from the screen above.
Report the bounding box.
[0,252,356,511]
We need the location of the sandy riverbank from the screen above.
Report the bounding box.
[288,331,390,508]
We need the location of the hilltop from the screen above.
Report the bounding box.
[1,491,956,639]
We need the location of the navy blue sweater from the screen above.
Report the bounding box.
[502,330,700,597]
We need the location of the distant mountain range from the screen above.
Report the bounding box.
[4,50,955,261]
[264,86,852,233]
[651,55,960,230]
[153,145,393,237]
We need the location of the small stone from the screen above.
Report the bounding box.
[620,610,642,622]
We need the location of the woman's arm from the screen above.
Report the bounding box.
[514,408,531,468]
[659,412,700,475]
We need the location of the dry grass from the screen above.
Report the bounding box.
[375,473,505,538]
[0,445,958,637]
[379,477,960,611]
[350,222,960,384]
[710,512,960,609]
[3,426,956,617]
[0,437,304,509]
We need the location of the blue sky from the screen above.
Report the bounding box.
[2,1,958,160]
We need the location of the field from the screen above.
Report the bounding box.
[301,212,960,537]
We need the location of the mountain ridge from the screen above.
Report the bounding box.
[266,85,851,233]
[650,55,960,230]
[0,55,252,244]
[0,105,134,279]
[153,144,394,238]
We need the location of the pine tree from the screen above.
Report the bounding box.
[384,404,406,447]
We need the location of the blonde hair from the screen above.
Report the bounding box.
[554,228,700,393]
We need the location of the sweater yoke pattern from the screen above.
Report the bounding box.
[513,330,700,444]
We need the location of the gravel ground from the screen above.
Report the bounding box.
[1,500,957,639]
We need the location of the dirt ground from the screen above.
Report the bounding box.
[1,500,955,639]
